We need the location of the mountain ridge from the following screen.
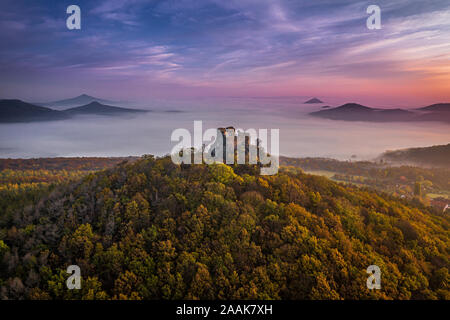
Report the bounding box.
[0,155,448,299]
[0,99,148,122]
[310,102,450,123]
[38,94,116,108]
[0,99,69,122]
[378,143,450,168]
[65,101,147,115]
[304,97,323,104]
[416,103,450,112]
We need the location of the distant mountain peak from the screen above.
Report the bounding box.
[0,99,147,122]
[304,97,323,104]
[417,103,450,112]
[64,101,147,115]
[0,99,68,123]
[41,95,115,108]
[309,102,450,123]
[337,103,373,111]
[77,94,104,100]
[85,101,102,106]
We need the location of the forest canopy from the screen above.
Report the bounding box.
[0,156,448,300]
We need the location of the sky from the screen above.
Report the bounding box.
[0,0,449,106]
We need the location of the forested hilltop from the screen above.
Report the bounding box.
[0,156,449,300]
[378,144,450,168]
[280,157,450,207]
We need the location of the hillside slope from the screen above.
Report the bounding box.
[0,100,68,123]
[0,99,147,122]
[64,101,147,115]
[310,103,450,123]
[39,94,115,108]
[379,144,450,168]
[310,103,415,122]
[0,156,448,299]
[417,103,450,113]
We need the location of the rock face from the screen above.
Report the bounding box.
[212,127,260,165]
[304,98,323,104]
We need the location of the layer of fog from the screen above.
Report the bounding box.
[0,97,448,160]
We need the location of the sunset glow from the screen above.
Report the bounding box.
[0,0,449,106]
